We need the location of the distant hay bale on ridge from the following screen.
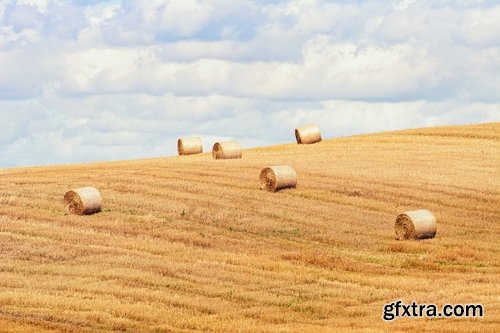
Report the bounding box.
[260,166,297,192]
[295,124,322,144]
[64,187,102,215]
[178,137,203,156]
[212,141,242,159]
[395,209,437,240]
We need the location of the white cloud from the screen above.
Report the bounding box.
[462,6,500,46]
[1,92,498,167]
[56,38,440,100]
[84,2,119,27]
[392,0,416,12]
[15,0,63,13]
[0,0,499,167]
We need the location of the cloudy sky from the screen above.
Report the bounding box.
[0,0,499,167]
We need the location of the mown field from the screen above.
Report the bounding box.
[0,123,499,332]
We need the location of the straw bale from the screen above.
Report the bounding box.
[64,187,102,215]
[212,141,242,159]
[178,137,203,156]
[395,209,437,240]
[260,166,297,192]
[295,124,322,144]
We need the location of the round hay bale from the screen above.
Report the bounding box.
[64,187,102,215]
[395,209,437,240]
[295,124,322,144]
[260,166,297,192]
[212,141,242,159]
[178,137,203,156]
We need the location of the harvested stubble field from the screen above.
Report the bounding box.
[0,123,499,332]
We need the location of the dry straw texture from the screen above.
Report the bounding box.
[395,209,437,240]
[0,123,498,333]
[63,187,102,215]
[295,124,322,144]
[260,166,297,192]
[178,137,203,156]
[212,141,242,159]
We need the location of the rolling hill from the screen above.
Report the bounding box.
[0,123,499,332]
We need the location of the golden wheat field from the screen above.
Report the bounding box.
[0,123,499,332]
